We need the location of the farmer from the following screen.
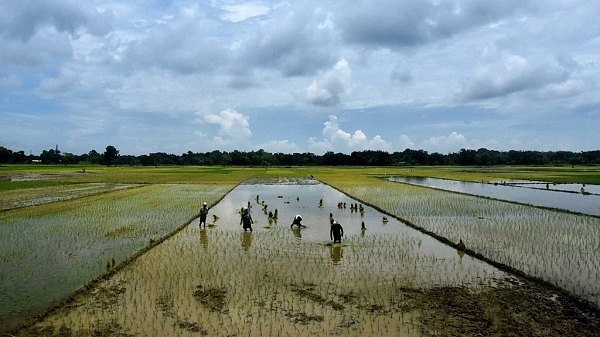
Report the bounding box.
[199,202,209,228]
[290,214,303,228]
[240,207,253,232]
[330,218,344,243]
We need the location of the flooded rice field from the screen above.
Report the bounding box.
[0,184,229,333]
[12,180,600,336]
[0,183,140,211]
[387,176,600,217]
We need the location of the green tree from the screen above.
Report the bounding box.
[103,145,119,166]
[0,146,12,163]
[40,148,62,164]
[62,152,77,165]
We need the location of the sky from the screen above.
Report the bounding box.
[1,0,599,156]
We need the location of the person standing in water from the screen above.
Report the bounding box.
[330,218,344,243]
[290,214,303,228]
[240,207,253,232]
[199,202,209,228]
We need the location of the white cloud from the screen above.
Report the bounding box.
[39,68,78,94]
[202,108,252,140]
[397,134,415,150]
[423,131,477,153]
[240,6,337,77]
[457,54,570,101]
[255,140,299,153]
[220,3,270,22]
[0,0,114,41]
[338,0,536,48]
[421,131,501,153]
[390,67,413,84]
[2,0,600,156]
[308,115,392,153]
[306,59,353,106]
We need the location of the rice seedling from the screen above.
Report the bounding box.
[0,182,141,211]
[15,181,531,337]
[7,167,600,336]
[318,173,600,308]
[0,183,233,332]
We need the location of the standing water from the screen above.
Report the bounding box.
[387,176,600,217]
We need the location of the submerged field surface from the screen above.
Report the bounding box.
[0,177,234,332]
[13,177,600,336]
[318,173,600,309]
[3,165,600,336]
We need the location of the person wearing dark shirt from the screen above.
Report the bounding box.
[199,202,209,228]
[240,207,253,232]
[330,218,344,243]
[290,214,303,228]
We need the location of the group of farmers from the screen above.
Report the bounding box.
[198,202,345,243]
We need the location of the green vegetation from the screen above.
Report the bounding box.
[316,168,600,308]
[3,144,600,167]
[3,165,600,335]
[0,184,232,324]
[18,225,512,336]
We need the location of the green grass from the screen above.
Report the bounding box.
[3,164,600,335]
[0,165,320,195]
[316,170,600,307]
[380,165,600,184]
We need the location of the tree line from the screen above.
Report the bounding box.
[1,145,600,167]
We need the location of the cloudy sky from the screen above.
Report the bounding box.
[1,0,599,156]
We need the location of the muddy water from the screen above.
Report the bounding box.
[15,181,600,336]
[387,176,600,216]
[208,182,483,261]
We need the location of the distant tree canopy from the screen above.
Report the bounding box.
[103,145,119,166]
[1,145,600,167]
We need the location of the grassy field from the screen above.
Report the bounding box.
[2,164,600,336]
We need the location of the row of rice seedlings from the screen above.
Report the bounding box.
[0,183,232,329]
[0,182,141,211]
[323,178,600,307]
[24,208,509,337]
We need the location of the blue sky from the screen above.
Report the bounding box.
[1,0,599,156]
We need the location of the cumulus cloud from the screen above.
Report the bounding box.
[202,108,252,140]
[398,134,415,150]
[423,131,468,148]
[240,6,337,77]
[220,3,270,22]
[421,131,498,153]
[540,80,585,98]
[256,140,299,153]
[306,59,353,106]
[457,54,570,101]
[122,15,230,74]
[3,0,600,156]
[339,0,535,48]
[390,67,413,84]
[39,68,78,94]
[0,0,114,41]
[308,115,392,153]
[0,33,72,69]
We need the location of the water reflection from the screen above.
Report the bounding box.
[206,184,429,242]
[291,227,302,240]
[387,176,600,216]
[199,228,208,251]
[330,244,343,265]
[241,232,252,251]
